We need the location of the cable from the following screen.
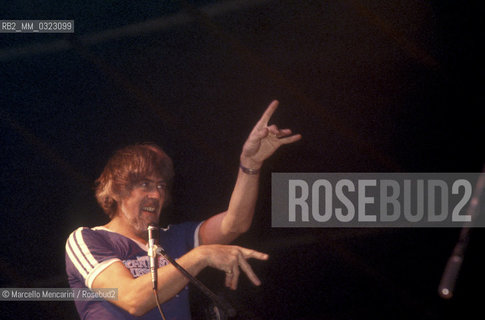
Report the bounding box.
[153,288,167,320]
[156,246,236,318]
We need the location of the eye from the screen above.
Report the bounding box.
[140,181,149,188]
[157,183,168,190]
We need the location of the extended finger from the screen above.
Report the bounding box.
[238,253,262,286]
[278,134,302,145]
[225,269,233,288]
[239,247,269,261]
[229,264,240,290]
[258,100,279,127]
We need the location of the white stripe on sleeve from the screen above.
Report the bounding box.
[86,258,121,289]
[74,227,99,267]
[66,235,88,279]
[194,222,203,248]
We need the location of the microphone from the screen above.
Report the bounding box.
[147,224,159,290]
[438,165,485,299]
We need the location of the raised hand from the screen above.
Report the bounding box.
[241,100,301,169]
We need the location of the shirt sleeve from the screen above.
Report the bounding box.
[159,221,203,259]
[178,221,202,250]
[193,221,202,248]
[65,227,121,289]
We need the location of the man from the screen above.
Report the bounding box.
[65,100,301,319]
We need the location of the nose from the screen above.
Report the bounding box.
[147,187,163,199]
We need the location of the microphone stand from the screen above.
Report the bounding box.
[155,245,237,319]
[438,166,485,299]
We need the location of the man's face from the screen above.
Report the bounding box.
[118,174,167,234]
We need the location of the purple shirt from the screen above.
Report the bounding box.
[65,222,201,319]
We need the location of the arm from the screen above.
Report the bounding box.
[92,245,268,316]
[200,100,302,245]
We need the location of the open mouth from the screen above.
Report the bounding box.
[142,206,157,213]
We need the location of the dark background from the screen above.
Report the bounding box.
[1,1,484,319]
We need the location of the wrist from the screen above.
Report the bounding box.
[239,163,261,175]
[192,246,210,269]
[239,156,262,173]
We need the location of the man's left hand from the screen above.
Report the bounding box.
[240,100,302,169]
